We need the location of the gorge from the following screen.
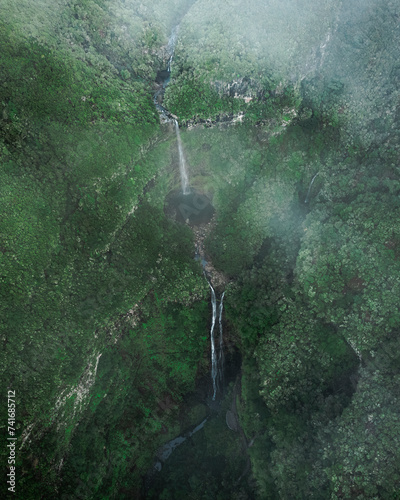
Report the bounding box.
[153,30,226,407]
[2,1,400,499]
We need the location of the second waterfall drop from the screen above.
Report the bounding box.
[218,291,225,392]
[208,283,225,401]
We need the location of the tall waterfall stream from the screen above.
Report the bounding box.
[153,27,227,400]
[174,119,190,194]
[154,26,190,195]
[208,282,225,401]
[304,172,319,203]
[150,27,229,473]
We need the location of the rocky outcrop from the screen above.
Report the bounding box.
[213,77,265,100]
[193,217,230,291]
[226,409,239,431]
[185,111,245,129]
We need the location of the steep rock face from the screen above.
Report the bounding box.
[212,77,262,100]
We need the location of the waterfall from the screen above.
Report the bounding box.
[167,53,173,74]
[151,24,190,195]
[304,172,319,203]
[209,282,218,400]
[175,119,190,195]
[218,292,225,392]
[165,26,179,86]
[167,25,179,57]
[207,281,225,401]
[167,26,190,194]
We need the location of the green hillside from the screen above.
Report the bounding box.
[2,1,400,498]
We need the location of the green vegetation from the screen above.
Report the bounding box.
[0,1,208,498]
[2,0,400,498]
[164,75,243,122]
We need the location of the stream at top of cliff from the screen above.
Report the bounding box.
[153,26,190,195]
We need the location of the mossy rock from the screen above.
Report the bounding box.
[226,410,238,432]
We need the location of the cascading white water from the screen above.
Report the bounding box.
[175,119,190,195]
[209,282,218,400]
[166,25,179,58]
[218,291,225,391]
[167,53,173,73]
[207,281,225,401]
[305,172,319,203]
[152,25,190,193]
[165,26,179,85]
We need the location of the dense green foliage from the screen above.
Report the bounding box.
[1,1,208,498]
[2,0,400,498]
[164,75,243,122]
